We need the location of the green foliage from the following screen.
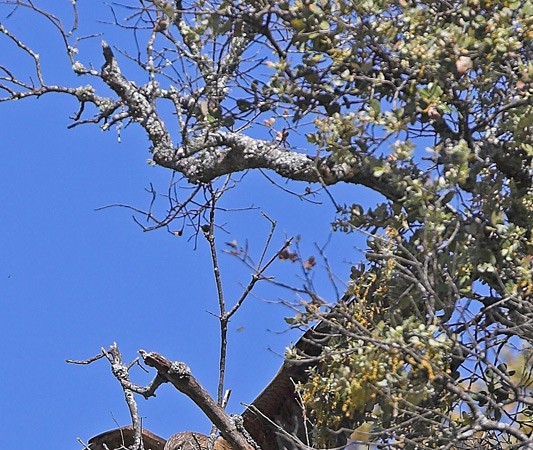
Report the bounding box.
[148,0,533,444]
[268,0,533,447]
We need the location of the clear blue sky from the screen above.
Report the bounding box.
[0,3,379,449]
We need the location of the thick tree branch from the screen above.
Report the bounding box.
[153,130,408,201]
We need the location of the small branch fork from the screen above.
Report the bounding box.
[201,188,292,411]
[68,345,255,450]
[68,344,164,450]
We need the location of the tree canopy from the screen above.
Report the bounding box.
[1,0,532,448]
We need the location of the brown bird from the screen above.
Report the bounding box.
[87,426,165,450]
[87,427,233,450]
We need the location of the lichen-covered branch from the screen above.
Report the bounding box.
[102,344,147,450]
[140,350,255,450]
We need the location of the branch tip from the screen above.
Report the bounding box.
[101,40,114,64]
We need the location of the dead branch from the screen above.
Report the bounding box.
[103,344,146,450]
[140,350,255,450]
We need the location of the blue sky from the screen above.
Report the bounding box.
[0,3,380,449]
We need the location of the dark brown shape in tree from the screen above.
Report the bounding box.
[87,426,165,450]
[85,318,343,450]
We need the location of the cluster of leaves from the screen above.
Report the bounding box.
[302,155,533,447]
[298,206,532,448]
[261,1,533,446]
[298,257,455,447]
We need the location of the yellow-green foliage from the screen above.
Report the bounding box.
[299,260,453,445]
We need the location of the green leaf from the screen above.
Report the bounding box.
[369,99,381,115]
[306,133,317,144]
[308,3,323,15]
[319,21,330,31]
[291,18,306,31]
[236,99,252,112]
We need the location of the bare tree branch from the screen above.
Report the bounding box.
[140,350,255,450]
